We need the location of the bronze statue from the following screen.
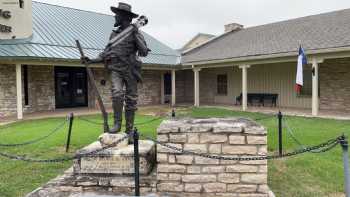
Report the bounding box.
[82,2,149,138]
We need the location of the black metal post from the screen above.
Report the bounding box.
[65,113,74,153]
[278,111,283,156]
[133,128,140,196]
[340,135,350,197]
[172,109,176,118]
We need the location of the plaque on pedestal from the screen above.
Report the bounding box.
[73,136,155,175]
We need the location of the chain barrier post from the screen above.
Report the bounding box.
[65,113,74,153]
[133,127,140,196]
[172,109,176,118]
[340,134,350,197]
[278,111,283,157]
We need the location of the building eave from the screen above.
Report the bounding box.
[0,57,180,70]
[182,46,350,69]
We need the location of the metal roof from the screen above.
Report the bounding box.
[0,2,180,65]
[182,8,350,64]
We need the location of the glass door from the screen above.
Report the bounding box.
[55,67,88,108]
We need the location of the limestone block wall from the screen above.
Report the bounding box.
[156,118,268,197]
[25,65,55,113]
[89,68,162,108]
[138,70,162,105]
[89,68,113,108]
[0,64,17,116]
[320,58,350,112]
[0,64,55,117]
[175,70,194,104]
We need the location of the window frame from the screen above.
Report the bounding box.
[216,74,228,96]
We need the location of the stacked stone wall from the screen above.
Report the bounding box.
[26,117,269,197]
[0,64,55,117]
[89,68,162,108]
[138,70,162,105]
[89,68,113,108]
[0,64,16,116]
[25,168,157,197]
[175,70,194,104]
[320,58,350,111]
[156,118,268,197]
[25,65,55,113]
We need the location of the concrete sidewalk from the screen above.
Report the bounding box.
[1,104,349,126]
[0,105,174,126]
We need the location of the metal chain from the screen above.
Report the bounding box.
[284,116,306,147]
[283,116,337,154]
[253,115,276,121]
[0,119,67,147]
[140,133,342,161]
[76,116,112,126]
[0,132,132,163]
[0,131,342,163]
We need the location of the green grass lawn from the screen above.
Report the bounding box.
[0,113,162,197]
[0,107,349,197]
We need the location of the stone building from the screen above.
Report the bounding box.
[0,1,180,119]
[1,1,350,119]
[182,9,350,116]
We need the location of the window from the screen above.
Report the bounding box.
[22,65,29,105]
[164,73,172,95]
[217,74,228,95]
[300,66,312,96]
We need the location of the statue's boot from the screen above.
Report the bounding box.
[125,110,135,144]
[110,98,123,134]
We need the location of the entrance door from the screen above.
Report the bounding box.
[55,67,88,108]
[164,73,172,103]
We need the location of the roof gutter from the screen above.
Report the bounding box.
[0,56,181,70]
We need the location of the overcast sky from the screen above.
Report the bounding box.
[34,0,350,49]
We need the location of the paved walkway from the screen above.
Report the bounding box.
[0,105,174,125]
[199,104,350,120]
[232,105,350,120]
[1,104,349,126]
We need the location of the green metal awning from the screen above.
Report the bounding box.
[0,2,180,66]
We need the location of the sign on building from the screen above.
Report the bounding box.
[0,0,32,39]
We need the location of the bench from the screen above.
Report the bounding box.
[236,93,278,107]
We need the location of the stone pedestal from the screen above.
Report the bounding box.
[156,118,269,197]
[26,118,274,197]
[73,133,156,175]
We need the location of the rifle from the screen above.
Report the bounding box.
[107,15,148,48]
[75,15,148,133]
[76,40,110,133]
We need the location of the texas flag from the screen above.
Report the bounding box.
[295,46,307,94]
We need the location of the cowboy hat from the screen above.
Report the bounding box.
[111,2,139,18]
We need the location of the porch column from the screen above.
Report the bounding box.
[312,58,322,116]
[16,64,23,119]
[193,67,201,107]
[171,69,176,106]
[239,65,250,111]
[160,71,165,104]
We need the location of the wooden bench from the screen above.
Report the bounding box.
[235,93,278,107]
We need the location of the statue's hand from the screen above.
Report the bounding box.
[81,56,91,64]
